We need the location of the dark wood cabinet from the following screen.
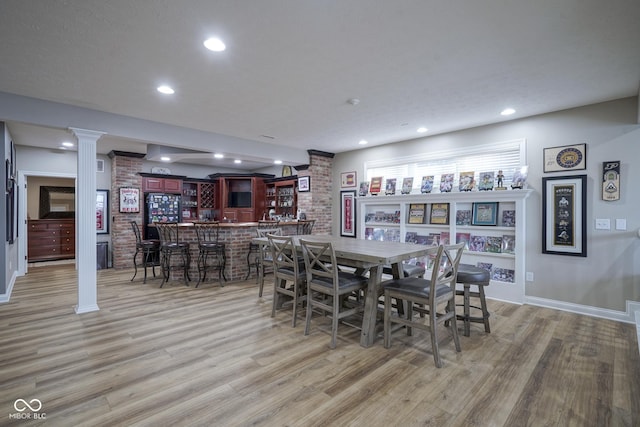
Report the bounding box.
[28,219,75,262]
[265,178,297,218]
[182,180,218,221]
[141,176,183,194]
[209,174,272,222]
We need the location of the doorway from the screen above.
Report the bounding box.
[17,171,77,275]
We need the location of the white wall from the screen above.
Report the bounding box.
[2,123,19,297]
[333,97,640,313]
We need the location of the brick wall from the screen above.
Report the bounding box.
[297,151,333,235]
[110,153,143,269]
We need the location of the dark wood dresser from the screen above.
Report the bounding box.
[28,219,76,262]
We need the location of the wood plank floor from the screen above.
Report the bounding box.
[1,265,639,426]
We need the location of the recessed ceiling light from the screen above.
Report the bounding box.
[61,141,74,147]
[157,85,175,95]
[214,153,224,159]
[501,108,516,116]
[274,160,283,165]
[234,159,242,164]
[417,127,428,133]
[160,156,171,162]
[359,140,368,145]
[204,37,226,52]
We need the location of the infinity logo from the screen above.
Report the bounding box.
[14,399,42,412]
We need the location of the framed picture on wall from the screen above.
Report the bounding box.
[340,190,357,237]
[472,202,498,226]
[542,175,587,257]
[96,189,109,234]
[119,187,140,213]
[543,143,586,173]
[298,176,310,192]
[341,171,357,188]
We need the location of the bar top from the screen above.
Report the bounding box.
[154,220,301,228]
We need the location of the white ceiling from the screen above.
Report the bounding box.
[0,1,639,170]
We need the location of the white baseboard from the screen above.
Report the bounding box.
[0,270,17,303]
[525,296,637,324]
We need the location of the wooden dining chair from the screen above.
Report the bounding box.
[299,239,369,348]
[268,234,306,327]
[382,242,464,367]
[256,227,282,297]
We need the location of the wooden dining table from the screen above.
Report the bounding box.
[253,234,431,347]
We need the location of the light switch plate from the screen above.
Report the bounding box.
[595,218,610,230]
[615,218,627,230]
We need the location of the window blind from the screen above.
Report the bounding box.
[364,139,525,191]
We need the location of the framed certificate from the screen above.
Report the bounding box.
[429,203,449,225]
[408,204,426,224]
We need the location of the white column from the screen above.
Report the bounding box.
[70,127,105,314]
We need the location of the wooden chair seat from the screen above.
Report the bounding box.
[382,264,425,278]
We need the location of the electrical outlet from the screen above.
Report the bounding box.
[526,272,534,281]
[595,218,610,230]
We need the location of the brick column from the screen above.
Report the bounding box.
[108,151,145,269]
[296,150,334,235]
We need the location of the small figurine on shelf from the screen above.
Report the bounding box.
[496,170,506,190]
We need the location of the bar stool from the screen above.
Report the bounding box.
[194,222,226,288]
[155,223,191,287]
[296,219,315,235]
[455,263,491,336]
[130,221,160,284]
[246,220,279,280]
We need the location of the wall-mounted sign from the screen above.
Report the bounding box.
[602,161,620,201]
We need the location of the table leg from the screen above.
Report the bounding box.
[360,265,383,347]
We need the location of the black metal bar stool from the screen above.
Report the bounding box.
[156,223,191,287]
[246,220,279,280]
[194,222,226,288]
[296,219,315,235]
[455,263,491,336]
[130,221,160,283]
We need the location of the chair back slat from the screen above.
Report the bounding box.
[441,242,465,287]
[297,219,315,235]
[131,221,142,244]
[195,222,220,244]
[299,239,339,290]
[156,223,180,245]
[268,235,302,277]
[256,228,282,238]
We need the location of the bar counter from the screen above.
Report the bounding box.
[160,221,301,283]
